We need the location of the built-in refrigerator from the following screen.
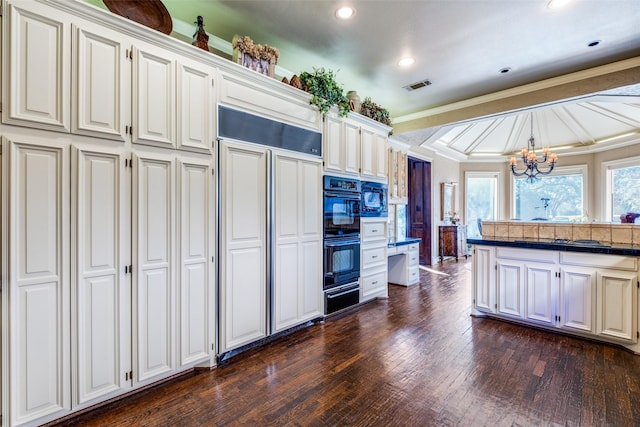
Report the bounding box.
[217,106,324,360]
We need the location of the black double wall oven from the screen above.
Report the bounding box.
[323,175,361,315]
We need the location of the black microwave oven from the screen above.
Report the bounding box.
[361,181,388,217]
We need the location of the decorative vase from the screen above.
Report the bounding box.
[192,16,209,52]
[346,90,361,112]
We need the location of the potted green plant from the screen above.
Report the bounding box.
[298,68,350,117]
[360,96,391,126]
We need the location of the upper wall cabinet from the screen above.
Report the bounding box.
[388,140,409,204]
[360,124,388,181]
[323,113,359,176]
[176,58,216,153]
[3,1,71,132]
[218,70,321,132]
[132,44,176,149]
[4,1,216,153]
[72,23,131,141]
[323,111,389,182]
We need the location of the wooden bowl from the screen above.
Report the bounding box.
[103,0,173,35]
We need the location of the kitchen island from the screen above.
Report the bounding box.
[468,231,640,354]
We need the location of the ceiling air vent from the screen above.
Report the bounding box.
[403,79,432,91]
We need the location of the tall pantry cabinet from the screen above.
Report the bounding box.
[1,1,216,425]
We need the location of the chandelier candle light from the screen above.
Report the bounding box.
[509,113,557,181]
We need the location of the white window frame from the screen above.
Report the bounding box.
[602,155,640,222]
[510,164,588,220]
[465,170,502,231]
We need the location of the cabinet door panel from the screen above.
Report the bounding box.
[73,25,128,140]
[497,260,524,318]
[560,267,595,333]
[273,154,302,332]
[133,47,175,147]
[178,160,211,366]
[8,141,70,424]
[360,127,375,178]
[133,154,174,383]
[525,263,556,326]
[374,133,388,180]
[273,154,323,332]
[5,3,70,131]
[177,61,214,152]
[598,270,637,342]
[344,121,360,175]
[300,239,322,318]
[301,159,322,238]
[473,246,495,313]
[74,149,128,406]
[219,142,267,352]
[323,114,343,173]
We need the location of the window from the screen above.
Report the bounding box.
[604,157,640,222]
[465,172,499,237]
[513,166,586,222]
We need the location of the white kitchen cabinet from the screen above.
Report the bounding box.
[559,266,596,334]
[472,245,495,314]
[322,112,389,181]
[3,1,71,132]
[497,259,526,319]
[597,269,637,342]
[387,242,420,286]
[72,23,130,141]
[525,261,558,327]
[472,244,640,351]
[361,125,388,181]
[344,120,361,175]
[388,141,408,204]
[273,152,323,332]
[132,44,176,148]
[323,113,360,176]
[177,58,215,153]
[217,70,321,132]
[218,141,268,353]
[177,157,215,367]
[3,136,71,426]
[132,151,176,384]
[361,217,388,302]
[360,126,375,178]
[73,21,214,150]
[71,145,131,408]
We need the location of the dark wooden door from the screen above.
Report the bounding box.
[408,157,432,265]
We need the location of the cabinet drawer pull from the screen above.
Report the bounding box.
[372,281,378,285]
[371,229,378,233]
[372,255,378,259]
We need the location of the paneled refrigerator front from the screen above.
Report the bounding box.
[217,107,323,358]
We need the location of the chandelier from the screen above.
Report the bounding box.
[509,113,557,181]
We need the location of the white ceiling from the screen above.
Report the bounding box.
[85,0,640,159]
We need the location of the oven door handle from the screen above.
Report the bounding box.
[324,239,360,247]
[324,191,361,200]
[327,288,358,299]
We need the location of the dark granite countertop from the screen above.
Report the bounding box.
[467,237,640,257]
[388,237,421,248]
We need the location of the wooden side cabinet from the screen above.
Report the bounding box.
[439,225,468,263]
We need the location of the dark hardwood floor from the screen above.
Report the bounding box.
[52,258,640,426]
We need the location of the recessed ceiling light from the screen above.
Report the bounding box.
[499,67,512,74]
[335,6,355,19]
[588,40,601,47]
[398,57,415,67]
[547,0,573,9]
